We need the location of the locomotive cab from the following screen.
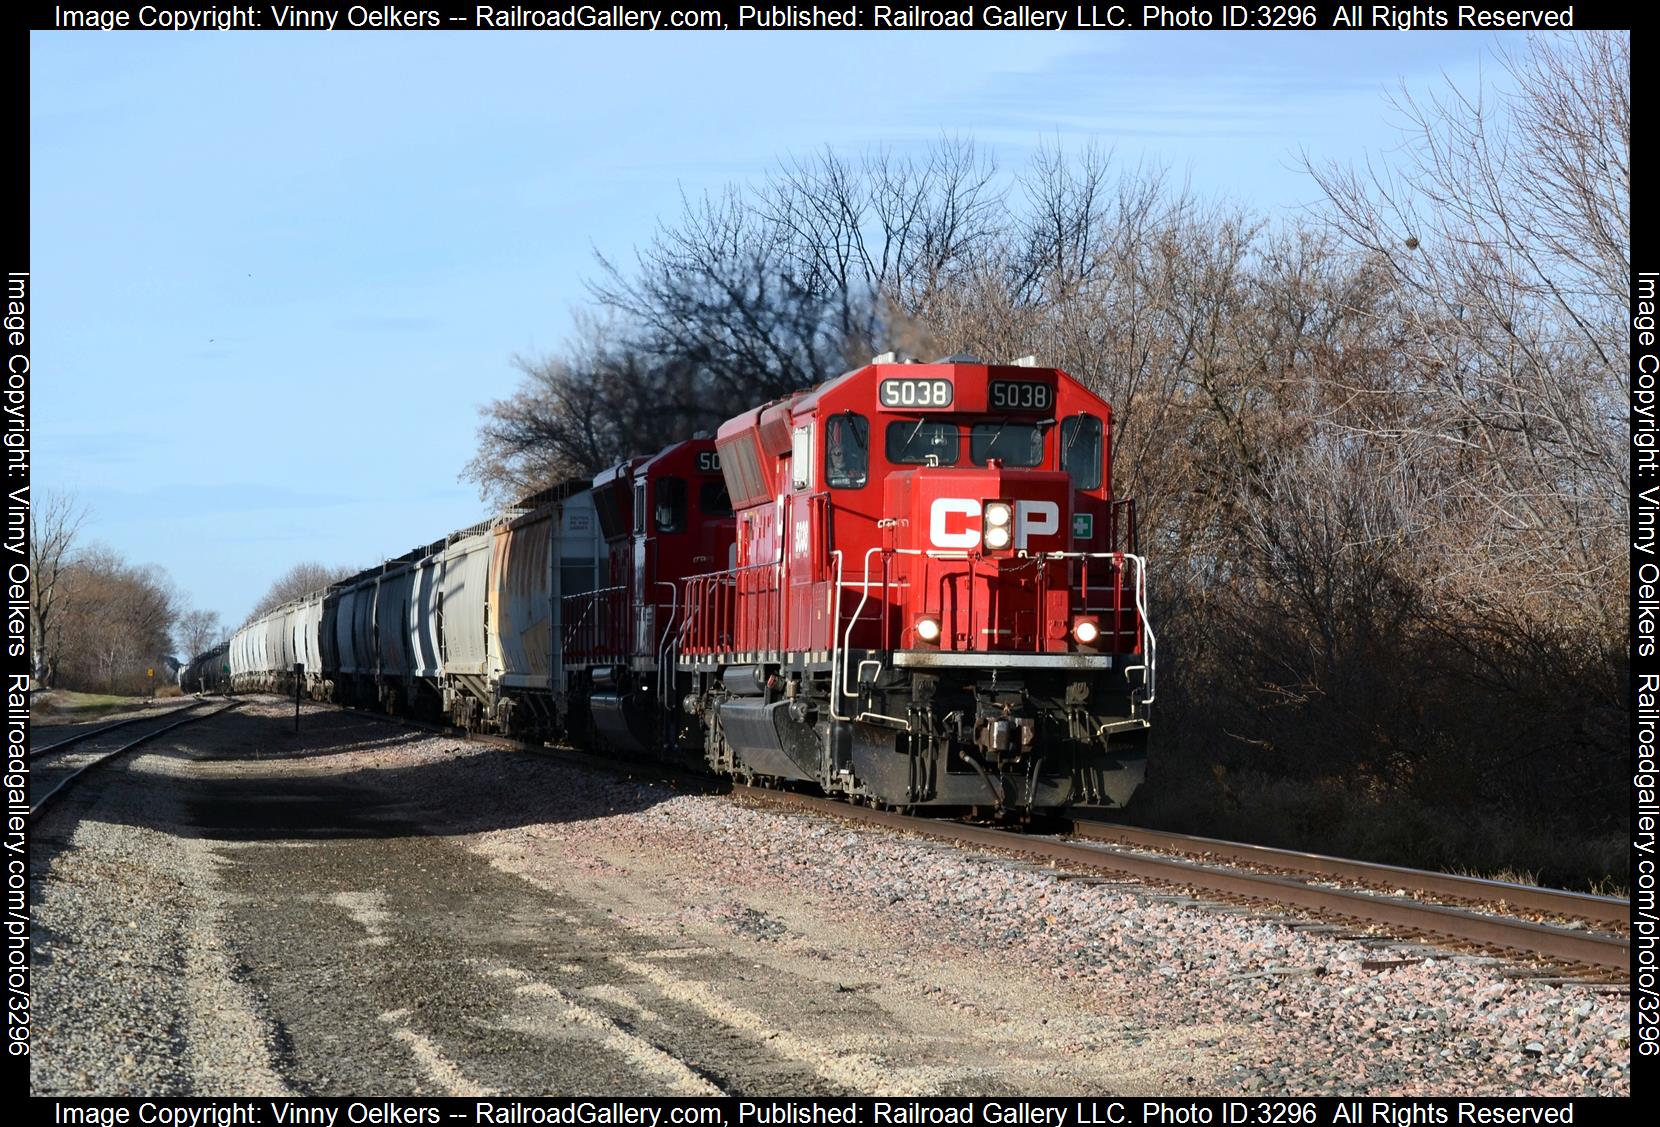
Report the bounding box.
[575,439,736,757]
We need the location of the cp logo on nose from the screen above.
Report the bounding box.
[928,499,1061,549]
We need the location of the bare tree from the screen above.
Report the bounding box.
[1307,32,1629,605]
[469,143,1005,505]
[176,608,223,662]
[591,185,860,396]
[55,547,181,693]
[28,489,89,688]
[245,561,356,623]
[461,316,703,504]
[764,140,1004,337]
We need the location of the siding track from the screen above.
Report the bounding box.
[31,701,240,821]
[31,701,208,758]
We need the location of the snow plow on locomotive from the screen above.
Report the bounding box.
[227,356,1153,817]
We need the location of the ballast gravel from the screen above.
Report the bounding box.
[30,700,1631,1096]
[30,721,293,1096]
[372,747,1631,1097]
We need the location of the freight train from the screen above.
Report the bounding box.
[227,355,1155,816]
[179,641,232,694]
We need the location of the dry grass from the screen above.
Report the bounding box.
[32,690,141,718]
[1132,758,1627,896]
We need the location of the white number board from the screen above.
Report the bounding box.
[878,378,954,410]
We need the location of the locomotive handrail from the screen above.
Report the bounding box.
[655,581,678,709]
[1128,553,1156,704]
[678,557,790,656]
[676,557,785,585]
[834,546,969,727]
[680,544,1153,713]
[562,585,622,626]
[829,550,849,721]
[561,584,628,661]
[1024,549,1156,706]
[829,546,1156,714]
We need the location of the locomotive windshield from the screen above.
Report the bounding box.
[699,480,732,517]
[969,422,1044,467]
[886,420,960,465]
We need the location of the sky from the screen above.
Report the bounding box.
[30,27,1533,636]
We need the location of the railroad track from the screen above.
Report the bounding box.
[730,787,1630,979]
[258,696,1632,978]
[31,701,208,758]
[1069,820,1626,931]
[30,701,240,821]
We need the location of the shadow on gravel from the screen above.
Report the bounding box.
[189,706,438,764]
[86,704,702,845]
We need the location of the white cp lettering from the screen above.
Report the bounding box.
[1015,500,1060,549]
[929,498,981,549]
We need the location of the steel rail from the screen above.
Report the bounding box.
[30,702,208,758]
[30,702,239,820]
[1070,820,1627,930]
[257,697,1630,973]
[733,787,1630,974]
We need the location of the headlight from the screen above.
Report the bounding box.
[915,615,942,643]
[984,501,1012,528]
[983,524,1012,550]
[1073,618,1100,644]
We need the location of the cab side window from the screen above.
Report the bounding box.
[655,476,687,533]
[824,413,869,488]
[1061,415,1104,491]
[791,426,813,491]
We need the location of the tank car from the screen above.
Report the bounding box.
[180,641,232,694]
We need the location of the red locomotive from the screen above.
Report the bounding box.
[232,355,1153,817]
[673,355,1152,814]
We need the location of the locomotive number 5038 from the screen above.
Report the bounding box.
[988,380,1053,411]
[879,378,953,409]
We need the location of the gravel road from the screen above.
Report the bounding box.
[29,699,1631,1096]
